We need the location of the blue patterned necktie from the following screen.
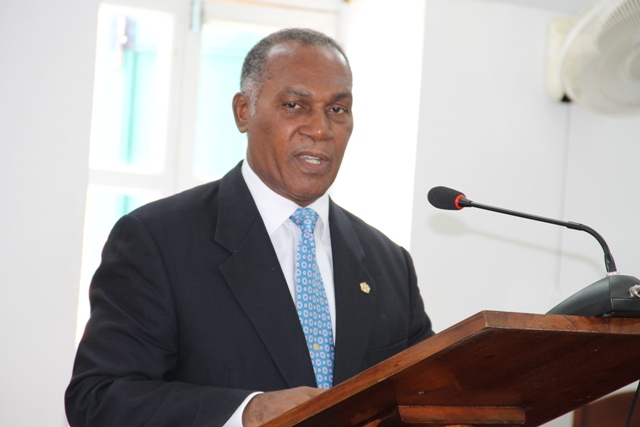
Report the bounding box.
[289,207,335,389]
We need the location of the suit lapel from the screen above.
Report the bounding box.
[214,164,316,388]
[329,201,377,385]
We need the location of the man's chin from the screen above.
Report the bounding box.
[285,188,329,207]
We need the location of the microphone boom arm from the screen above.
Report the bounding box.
[428,185,640,317]
[461,198,619,275]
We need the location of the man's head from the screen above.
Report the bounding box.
[233,28,354,207]
[240,28,350,112]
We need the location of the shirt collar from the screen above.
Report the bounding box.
[241,160,330,240]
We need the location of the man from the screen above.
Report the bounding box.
[66,28,434,427]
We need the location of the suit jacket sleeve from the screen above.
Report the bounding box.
[65,214,252,427]
[404,246,434,347]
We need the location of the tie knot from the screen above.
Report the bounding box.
[290,207,319,232]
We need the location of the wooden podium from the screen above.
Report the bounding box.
[263,311,640,427]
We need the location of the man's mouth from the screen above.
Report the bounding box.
[299,155,324,165]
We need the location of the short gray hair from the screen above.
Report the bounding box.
[240,28,350,111]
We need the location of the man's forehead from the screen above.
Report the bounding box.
[265,41,349,69]
[267,42,296,58]
[279,87,353,102]
[262,43,352,91]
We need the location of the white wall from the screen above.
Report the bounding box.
[0,1,99,425]
[410,1,640,426]
[330,0,427,249]
[412,0,571,331]
[561,110,640,300]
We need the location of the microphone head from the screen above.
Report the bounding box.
[428,186,467,210]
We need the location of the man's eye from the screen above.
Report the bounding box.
[331,106,347,114]
[284,103,300,109]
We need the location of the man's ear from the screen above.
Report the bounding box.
[232,92,250,133]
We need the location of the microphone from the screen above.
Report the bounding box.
[428,186,640,318]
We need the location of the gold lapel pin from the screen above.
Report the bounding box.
[360,282,371,294]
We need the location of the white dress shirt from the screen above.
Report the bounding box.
[223,161,337,427]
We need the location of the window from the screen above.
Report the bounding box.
[192,22,274,179]
[76,0,343,342]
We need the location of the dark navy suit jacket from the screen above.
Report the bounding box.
[65,162,434,426]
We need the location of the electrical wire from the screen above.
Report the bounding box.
[625,381,640,427]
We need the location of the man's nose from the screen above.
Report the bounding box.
[300,109,334,141]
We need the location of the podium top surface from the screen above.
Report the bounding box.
[263,311,640,427]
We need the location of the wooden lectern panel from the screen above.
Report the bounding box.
[262,311,640,427]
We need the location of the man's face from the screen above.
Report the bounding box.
[233,42,354,206]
